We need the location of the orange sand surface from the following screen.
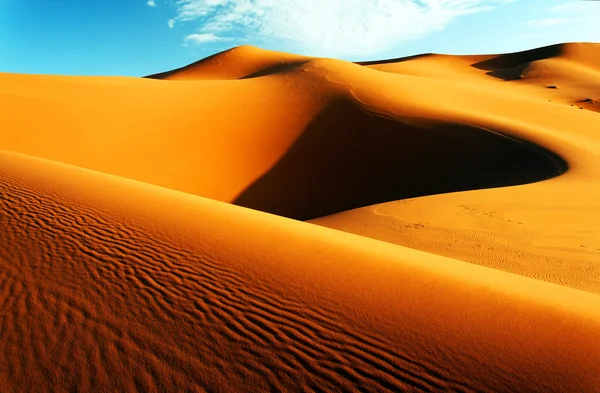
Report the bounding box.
[1,43,600,391]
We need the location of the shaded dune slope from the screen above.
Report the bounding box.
[1,150,600,392]
[0,45,579,220]
[234,97,565,220]
[471,43,600,81]
[0,71,329,203]
[471,44,562,80]
[310,43,600,292]
[358,43,600,86]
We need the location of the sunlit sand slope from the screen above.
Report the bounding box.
[0,44,578,221]
[312,179,600,293]
[145,45,311,80]
[0,69,326,203]
[312,43,600,291]
[2,150,600,392]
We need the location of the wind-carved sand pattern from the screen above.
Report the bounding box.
[2,151,600,392]
[0,156,465,391]
[1,43,600,392]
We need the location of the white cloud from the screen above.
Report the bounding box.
[168,19,175,28]
[526,18,571,28]
[550,2,598,13]
[532,1,600,41]
[147,0,156,7]
[167,0,514,57]
[516,32,546,39]
[184,33,224,45]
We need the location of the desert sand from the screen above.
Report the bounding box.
[1,43,599,391]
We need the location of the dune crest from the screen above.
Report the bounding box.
[145,45,311,80]
[2,42,600,391]
[311,43,600,292]
[1,150,600,392]
[2,44,589,220]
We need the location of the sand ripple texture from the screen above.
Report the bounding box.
[1,151,600,392]
[2,43,600,392]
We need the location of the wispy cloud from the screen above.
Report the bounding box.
[184,33,225,45]
[167,0,514,56]
[551,1,600,13]
[546,1,599,38]
[147,0,156,7]
[516,32,546,39]
[526,18,572,28]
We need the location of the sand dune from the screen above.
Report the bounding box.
[312,42,600,293]
[0,44,580,219]
[145,45,312,80]
[0,70,326,202]
[1,42,600,391]
[2,150,600,392]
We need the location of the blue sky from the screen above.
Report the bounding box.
[0,0,598,76]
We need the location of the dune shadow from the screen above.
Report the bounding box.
[233,98,566,221]
[356,54,435,67]
[143,49,234,80]
[471,44,564,81]
[240,61,308,79]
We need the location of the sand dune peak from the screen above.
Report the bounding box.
[2,41,600,392]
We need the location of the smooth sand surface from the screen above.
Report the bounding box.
[1,42,600,391]
[313,42,600,293]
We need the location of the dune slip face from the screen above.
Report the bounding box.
[0,44,580,221]
[312,42,600,293]
[2,151,600,392]
[1,42,600,392]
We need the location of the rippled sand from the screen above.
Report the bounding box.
[1,43,599,391]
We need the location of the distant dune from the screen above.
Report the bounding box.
[1,43,600,391]
[145,45,311,80]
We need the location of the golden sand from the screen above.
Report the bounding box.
[1,43,599,391]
